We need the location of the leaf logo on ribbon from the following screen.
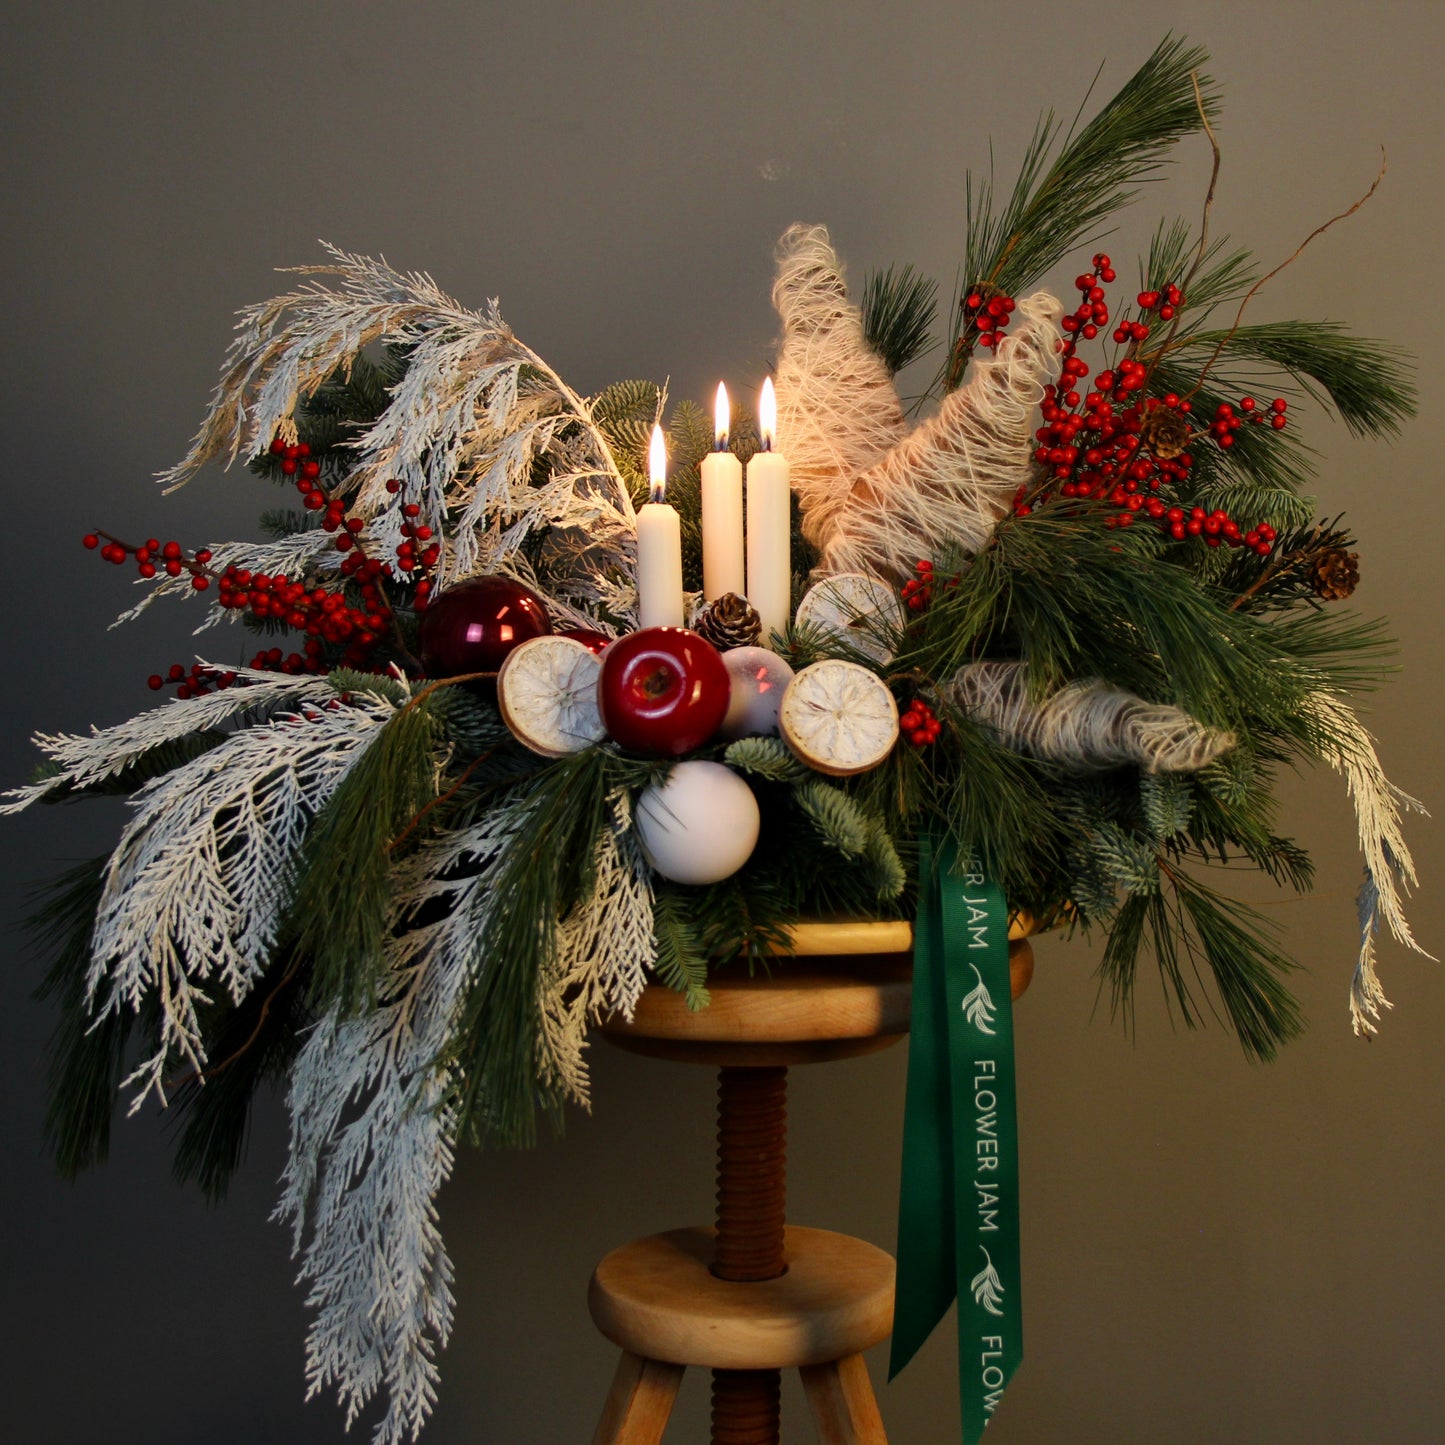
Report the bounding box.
[971,1247,1005,1317]
[961,963,996,1036]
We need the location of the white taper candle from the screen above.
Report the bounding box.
[636,424,684,628]
[700,382,746,601]
[746,377,792,643]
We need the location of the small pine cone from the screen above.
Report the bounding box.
[1139,404,1192,460]
[1311,547,1360,601]
[696,592,762,650]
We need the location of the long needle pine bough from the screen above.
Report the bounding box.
[7,36,1425,1445]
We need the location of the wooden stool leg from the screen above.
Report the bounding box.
[800,1354,888,1445]
[591,1351,685,1445]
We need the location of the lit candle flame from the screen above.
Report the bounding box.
[649,423,667,502]
[714,382,730,451]
[759,376,777,452]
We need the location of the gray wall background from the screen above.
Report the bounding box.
[3,3,1442,1442]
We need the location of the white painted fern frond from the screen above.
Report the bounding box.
[1304,690,1431,1035]
[276,794,536,1445]
[945,660,1234,773]
[0,668,342,813]
[536,789,656,1104]
[91,695,396,1110]
[155,245,637,620]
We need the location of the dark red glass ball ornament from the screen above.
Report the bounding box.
[559,627,613,655]
[416,574,551,678]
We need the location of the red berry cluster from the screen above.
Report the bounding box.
[1209,395,1288,448]
[1156,508,1278,555]
[83,532,214,590]
[962,289,1018,351]
[901,559,935,611]
[270,436,328,511]
[1015,256,1287,555]
[271,438,440,606]
[147,662,238,698]
[385,479,440,609]
[1059,254,1118,344]
[899,698,942,748]
[213,559,393,673]
[1132,280,1183,325]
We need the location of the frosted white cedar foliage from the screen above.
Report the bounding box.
[275,786,656,1444]
[0,667,340,812]
[158,245,638,624]
[94,692,399,1110]
[276,800,526,1444]
[1305,691,1431,1034]
[536,789,656,1102]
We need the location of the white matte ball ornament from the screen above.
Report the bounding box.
[718,646,795,741]
[635,761,761,885]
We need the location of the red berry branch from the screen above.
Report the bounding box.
[1012,255,1286,556]
[85,434,440,691]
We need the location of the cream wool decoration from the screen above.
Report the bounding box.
[945,660,1234,774]
[771,223,910,549]
[770,225,1063,580]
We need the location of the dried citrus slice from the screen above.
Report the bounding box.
[794,572,905,665]
[497,634,606,756]
[779,659,899,775]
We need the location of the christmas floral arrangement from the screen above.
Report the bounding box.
[9,37,1426,1444]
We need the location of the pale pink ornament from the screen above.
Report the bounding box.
[718,646,796,742]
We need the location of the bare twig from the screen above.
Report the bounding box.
[1186,151,1388,400]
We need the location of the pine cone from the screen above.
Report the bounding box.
[696,593,762,650]
[1139,404,1192,460]
[1311,547,1360,601]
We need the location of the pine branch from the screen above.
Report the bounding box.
[651,887,710,1009]
[793,778,871,859]
[28,857,129,1178]
[723,735,808,782]
[449,747,617,1146]
[169,945,311,1201]
[1173,322,1416,438]
[293,694,443,1015]
[960,37,1219,339]
[861,264,938,376]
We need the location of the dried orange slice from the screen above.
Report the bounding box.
[779,659,899,775]
[794,572,905,665]
[496,634,606,756]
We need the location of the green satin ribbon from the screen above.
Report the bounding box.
[890,833,1022,1443]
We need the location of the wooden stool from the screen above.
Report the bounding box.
[589,920,1035,1445]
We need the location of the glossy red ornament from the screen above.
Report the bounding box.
[596,627,729,756]
[416,574,551,678]
[559,627,613,655]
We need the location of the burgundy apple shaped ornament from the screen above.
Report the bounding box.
[596,627,730,756]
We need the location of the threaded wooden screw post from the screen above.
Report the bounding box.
[709,1064,788,1443]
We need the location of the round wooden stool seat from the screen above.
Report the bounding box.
[602,922,1034,1067]
[589,1225,894,1370]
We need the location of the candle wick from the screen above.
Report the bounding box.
[715,433,729,453]
[760,436,774,453]
[649,482,665,504]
